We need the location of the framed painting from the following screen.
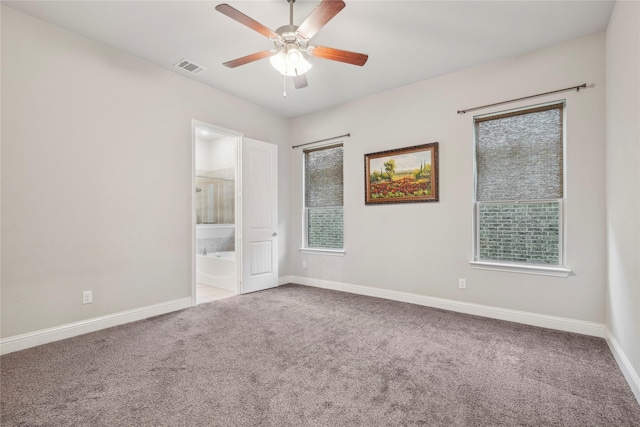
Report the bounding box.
[364,142,439,205]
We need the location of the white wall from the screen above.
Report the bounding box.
[195,138,214,171]
[195,136,237,171]
[605,0,640,394]
[210,137,237,171]
[0,6,289,338]
[289,32,606,323]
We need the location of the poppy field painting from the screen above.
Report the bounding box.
[364,143,439,205]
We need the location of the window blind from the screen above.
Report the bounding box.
[475,103,563,201]
[304,144,343,208]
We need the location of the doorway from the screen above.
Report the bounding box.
[191,122,280,306]
[192,122,240,305]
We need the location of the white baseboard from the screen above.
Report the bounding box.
[605,329,640,404]
[290,276,605,338]
[0,297,192,355]
[278,275,296,286]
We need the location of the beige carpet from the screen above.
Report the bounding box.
[2,284,639,426]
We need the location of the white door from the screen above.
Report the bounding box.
[240,138,278,293]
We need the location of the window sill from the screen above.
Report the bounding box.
[299,248,346,257]
[469,260,571,277]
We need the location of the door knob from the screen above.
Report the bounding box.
[272,232,278,237]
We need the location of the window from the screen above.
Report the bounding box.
[303,144,344,251]
[473,102,567,273]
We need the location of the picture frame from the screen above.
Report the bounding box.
[364,142,439,205]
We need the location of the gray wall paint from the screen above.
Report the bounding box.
[0,7,290,338]
[289,32,607,323]
[605,0,640,389]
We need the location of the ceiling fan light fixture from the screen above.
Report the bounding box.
[269,49,311,77]
[286,48,301,64]
[269,51,287,73]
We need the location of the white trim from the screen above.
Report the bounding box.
[470,260,572,277]
[298,248,346,256]
[278,275,296,286]
[0,297,192,355]
[290,276,604,337]
[605,328,640,404]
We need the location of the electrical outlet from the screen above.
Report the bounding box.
[302,260,307,269]
[458,279,467,290]
[82,290,93,304]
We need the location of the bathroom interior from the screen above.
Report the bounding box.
[195,127,237,304]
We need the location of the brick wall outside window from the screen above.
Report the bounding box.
[307,208,344,249]
[478,202,559,264]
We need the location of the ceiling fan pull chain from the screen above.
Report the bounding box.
[283,75,287,98]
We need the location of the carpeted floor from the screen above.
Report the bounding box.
[2,284,639,426]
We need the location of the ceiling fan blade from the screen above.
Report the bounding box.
[215,4,278,39]
[293,74,308,89]
[223,50,274,68]
[297,0,346,39]
[309,46,368,66]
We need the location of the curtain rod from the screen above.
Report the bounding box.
[457,83,587,115]
[292,133,350,149]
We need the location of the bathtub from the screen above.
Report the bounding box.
[196,251,237,292]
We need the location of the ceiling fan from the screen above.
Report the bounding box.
[215,0,368,90]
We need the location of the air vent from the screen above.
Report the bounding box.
[174,59,206,75]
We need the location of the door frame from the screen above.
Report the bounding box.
[191,120,243,306]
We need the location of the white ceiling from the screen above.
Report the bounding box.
[3,0,614,118]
